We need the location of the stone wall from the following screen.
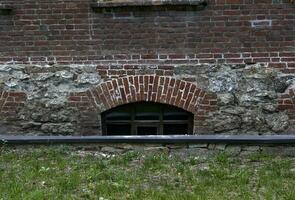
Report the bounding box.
[1,63,295,135]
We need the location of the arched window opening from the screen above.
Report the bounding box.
[102,102,193,135]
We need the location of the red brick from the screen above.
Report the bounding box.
[168,54,186,59]
[123,77,130,95]
[69,96,81,102]
[278,104,294,110]
[141,54,158,59]
[283,99,293,104]
[268,63,287,68]
[184,93,193,110]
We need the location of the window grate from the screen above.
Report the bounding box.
[102,102,193,135]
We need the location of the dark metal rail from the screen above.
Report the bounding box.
[1,135,295,145]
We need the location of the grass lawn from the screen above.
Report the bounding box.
[1,145,295,200]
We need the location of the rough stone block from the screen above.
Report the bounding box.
[225,145,241,156]
[101,146,125,153]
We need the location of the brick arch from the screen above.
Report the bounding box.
[86,75,217,114]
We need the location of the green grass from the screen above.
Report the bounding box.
[1,145,295,200]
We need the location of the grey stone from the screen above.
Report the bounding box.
[207,65,238,92]
[166,144,187,149]
[4,79,18,88]
[18,102,80,134]
[40,123,76,135]
[188,144,208,148]
[212,115,241,133]
[20,122,42,129]
[33,72,55,81]
[221,106,246,115]
[112,144,134,150]
[242,145,261,152]
[260,146,295,156]
[217,93,235,106]
[208,144,216,150]
[55,71,74,79]
[262,104,278,113]
[215,144,227,150]
[170,148,211,159]
[101,146,124,153]
[76,73,101,85]
[128,145,145,152]
[203,63,294,134]
[239,150,260,157]
[0,65,14,72]
[274,74,295,93]
[0,64,102,103]
[281,147,295,157]
[225,145,241,155]
[265,112,289,133]
[144,146,169,153]
[82,65,97,73]
[240,110,268,132]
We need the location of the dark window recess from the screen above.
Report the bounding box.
[106,124,131,135]
[0,5,13,15]
[106,112,131,121]
[163,124,188,135]
[137,126,158,135]
[102,102,193,135]
[91,1,208,13]
[135,113,159,120]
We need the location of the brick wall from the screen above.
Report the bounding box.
[0,0,293,68]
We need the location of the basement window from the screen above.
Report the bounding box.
[102,102,193,135]
[91,0,207,12]
[0,5,13,15]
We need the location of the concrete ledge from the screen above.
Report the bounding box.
[2,135,295,145]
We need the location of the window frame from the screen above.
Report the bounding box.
[102,102,193,135]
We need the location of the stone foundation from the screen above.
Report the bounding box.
[35,143,295,158]
[1,63,295,135]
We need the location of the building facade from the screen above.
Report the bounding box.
[0,0,294,135]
